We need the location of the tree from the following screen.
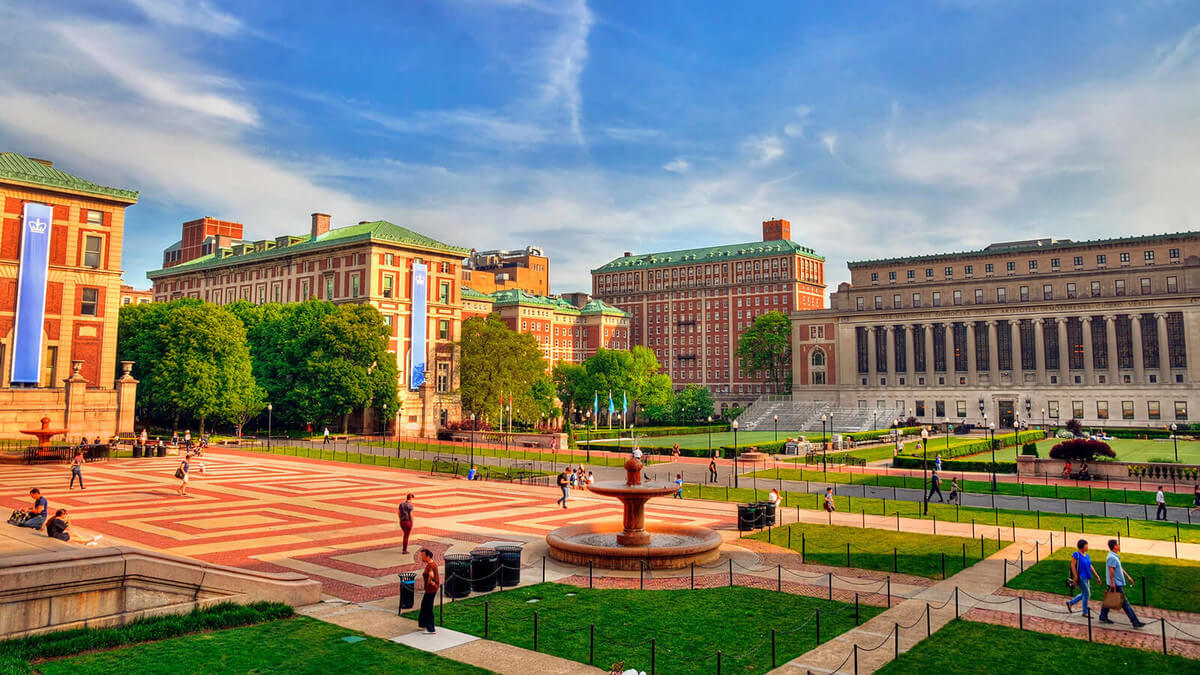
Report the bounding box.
[458,315,547,424]
[1049,439,1116,462]
[737,311,792,393]
[552,361,592,420]
[673,384,714,423]
[640,374,676,424]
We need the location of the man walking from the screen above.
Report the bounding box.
[1099,539,1145,627]
[69,448,86,490]
[673,473,684,499]
[927,470,944,503]
[398,494,415,554]
[323,426,331,445]
[555,467,570,509]
[1155,486,1167,521]
[1066,539,1099,616]
[708,457,718,484]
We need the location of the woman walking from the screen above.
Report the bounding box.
[69,448,85,490]
[398,494,415,554]
[175,453,191,496]
[418,548,440,634]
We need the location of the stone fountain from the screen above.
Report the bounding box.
[546,450,722,570]
[20,417,69,449]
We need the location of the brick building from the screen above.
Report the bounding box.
[777,232,1200,431]
[147,213,469,436]
[120,285,152,306]
[460,246,549,295]
[591,219,825,412]
[0,152,139,439]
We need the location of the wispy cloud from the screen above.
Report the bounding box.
[358,109,550,146]
[124,0,244,36]
[783,105,812,138]
[820,133,839,157]
[662,158,690,173]
[742,135,784,163]
[534,0,593,144]
[601,126,663,142]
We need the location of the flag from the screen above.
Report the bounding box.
[593,391,598,420]
[622,391,628,416]
[608,391,615,416]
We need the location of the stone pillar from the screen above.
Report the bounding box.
[1104,314,1118,384]
[1156,312,1171,383]
[924,323,935,378]
[966,321,977,385]
[903,325,915,378]
[115,361,139,436]
[1056,317,1069,381]
[866,326,877,383]
[1130,314,1145,384]
[987,320,999,377]
[63,360,88,438]
[1033,318,1046,384]
[884,325,896,385]
[1081,316,1095,385]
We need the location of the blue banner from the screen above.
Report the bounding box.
[409,262,428,389]
[11,203,52,384]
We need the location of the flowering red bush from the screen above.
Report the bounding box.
[1049,438,1115,461]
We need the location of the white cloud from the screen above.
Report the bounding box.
[742,135,784,163]
[535,0,593,143]
[601,126,663,142]
[783,105,812,138]
[662,158,690,173]
[821,133,838,157]
[125,0,244,36]
[358,109,550,146]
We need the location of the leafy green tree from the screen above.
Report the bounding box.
[673,384,714,423]
[458,315,546,424]
[737,311,792,393]
[640,374,676,424]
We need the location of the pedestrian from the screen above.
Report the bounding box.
[708,457,718,483]
[823,487,836,513]
[671,443,680,459]
[768,488,781,508]
[1192,484,1200,514]
[1155,486,1167,521]
[139,428,148,447]
[323,426,331,445]
[947,478,959,505]
[555,467,570,508]
[1098,539,1145,627]
[586,470,595,489]
[935,454,942,473]
[184,429,192,450]
[397,494,414,554]
[45,509,102,545]
[928,470,944,503]
[171,430,179,446]
[673,473,684,499]
[417,548,439,634]
[10,489,49,530]
[1066,539,1100,617]
[175,454,190,496]
[466,465,478,481]
[69,448,86,491]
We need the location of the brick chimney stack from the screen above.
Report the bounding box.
[311,213,331,239]
[762,218,791,241]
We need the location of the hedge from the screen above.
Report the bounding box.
[579,424,728,441]
[894,456,1017,474]
[842,426,923,443]
[901,430,1045,461]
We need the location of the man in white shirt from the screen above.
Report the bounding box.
[1156,486,1167,521]
[1099,539,1145,627]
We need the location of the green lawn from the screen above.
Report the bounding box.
[36,617,482,675]
[1006,548,1200,614]
[1028,438,1200,465]
[681,483,1200,544]
[236,444,553,477]
[741,466,1197,507]
[876,619,1197,674]
[588,430,807,449]
[405,583,880,674]
[751,522,1003,579]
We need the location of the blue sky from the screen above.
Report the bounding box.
[2,1,1199,294]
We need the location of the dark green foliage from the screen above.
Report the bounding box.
[1049,439,1116,461]
[737,310,792,392]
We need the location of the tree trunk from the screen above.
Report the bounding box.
[342,413,349,437]
[199,416,206,436]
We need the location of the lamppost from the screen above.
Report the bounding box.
[773,414,778,442]
[267,403,272,451]
[615,412,622,455]
[943,416,950,452]
[1171,423,1179,463]
[1025,398,1032,428]
[584,410,591,462]
[469,413,476,466]
[504,405,510,456]
[893,417,900,454]
[732,420,740,488]
[921,427,930,515]
[988,421,997,492]
[873,410,878,431]
[706,416,713,456]
[1041,407,1046,431]
[821,414,827,449]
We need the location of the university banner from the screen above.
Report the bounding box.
[11,202,52,384]
[409,261,428,389]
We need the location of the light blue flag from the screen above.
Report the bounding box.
[608,391,615,415]
[593,391,599,420]
[622,391,628,416]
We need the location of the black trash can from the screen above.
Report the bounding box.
[398,572,416,611]
[737,503,759,531]
[496,545,522,588]
[157,446,167,458]
[471,548,499,593]
[443,554,472,599]
[759,501,777,527]
[132,446,142,458]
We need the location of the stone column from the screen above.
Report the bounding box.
[903,325,915,378]
[884,325,895,385]
[987,320,999,377]
[866,326,877,383]
[1130,314,1145,384]
[63,360,89,438]
[966,321,977,385]
[1033,318,1046,384]
[1104,314,1118,384]
[115,361,139,436]
[1081,316,1095,385]
[1056,317,1069,381]
[1156,313,1171,383]
[924,323,935,378]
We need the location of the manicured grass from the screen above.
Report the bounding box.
[741,466,1197,507]
[751,522,1004,579]
[362,438,654,467]
[405,582,880,674]
[681,483,1200,544]
[36,616,481,675]
[237,444,554,478]
[588,430,807,449]
[1029,437,1200,465]
[877,619,1197,674]
[1006,548,1200,614]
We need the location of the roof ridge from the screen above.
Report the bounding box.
[847,230,1200,267]
[0,152,138,202]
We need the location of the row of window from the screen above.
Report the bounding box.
[856,276,1180,310]
[900,399,1188,421]
[867,248,1182,283]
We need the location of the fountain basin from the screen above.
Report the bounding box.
[547,522,722,570]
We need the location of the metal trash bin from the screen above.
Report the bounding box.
[443,554,472,598]
[737,503,759,531]
[132,446,142,458]
[759,501,777,527]
[398,572,416,611]
[495,545,522,588]
[470,548,499,593]
[157,446,167,457]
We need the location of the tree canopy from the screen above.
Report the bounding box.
[458,314,547,424]
[673,384,715,422]
[737,311,792,393]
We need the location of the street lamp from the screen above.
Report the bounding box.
[873,410,878,431]
[1041,407,1046,431]
[732,420,739,488]
[707,416,713,456]
[773,414,778,442]
[1171,423,1179,462]
[585,410,592,462]
[267,403,272,451]
[893,417,900,455]
[615,412,623,455]
[988,421,997,492]
[921,428,930,515]
[469,413,476,466]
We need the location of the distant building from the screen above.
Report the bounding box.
[120,284,152,306]
[0,152,139,438]
[148,213,468,436]
[161,216,250,268]
[592,219,826,413]
[461,245,550,295]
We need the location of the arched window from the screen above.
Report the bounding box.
[810,348,827,385]
[811,350,826,367]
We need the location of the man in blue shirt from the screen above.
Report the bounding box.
[466,466,477,481]
[1099,539,1145,627]
[1066,539,1099,616]
[15,489,48,530]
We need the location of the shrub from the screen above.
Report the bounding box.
[1048,438,1115,462]
[1055,429,1074,439]
[893,456,1017,473]
[1020,442,1039,457]
[1065,418,1083,436]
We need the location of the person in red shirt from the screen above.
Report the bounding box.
[417,548,440,634]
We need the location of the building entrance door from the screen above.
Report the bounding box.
[998,400,1015,428]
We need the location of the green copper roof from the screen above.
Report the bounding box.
[581,298,627,316]
[484,289,630,318]
[592,239,823,273]
[148,219,468,278]
[847,231,1200,268]
[0,152,138,202]
[461,286,494,301]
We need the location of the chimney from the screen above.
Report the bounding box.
[762,218,790,242]
[623,251,632,257]
[29,158,53,167]
[311,213,331,239]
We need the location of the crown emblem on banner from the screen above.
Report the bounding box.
[26,217,49,234]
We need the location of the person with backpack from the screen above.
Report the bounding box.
[1066,539,1100,616]
[947,477,960,505]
